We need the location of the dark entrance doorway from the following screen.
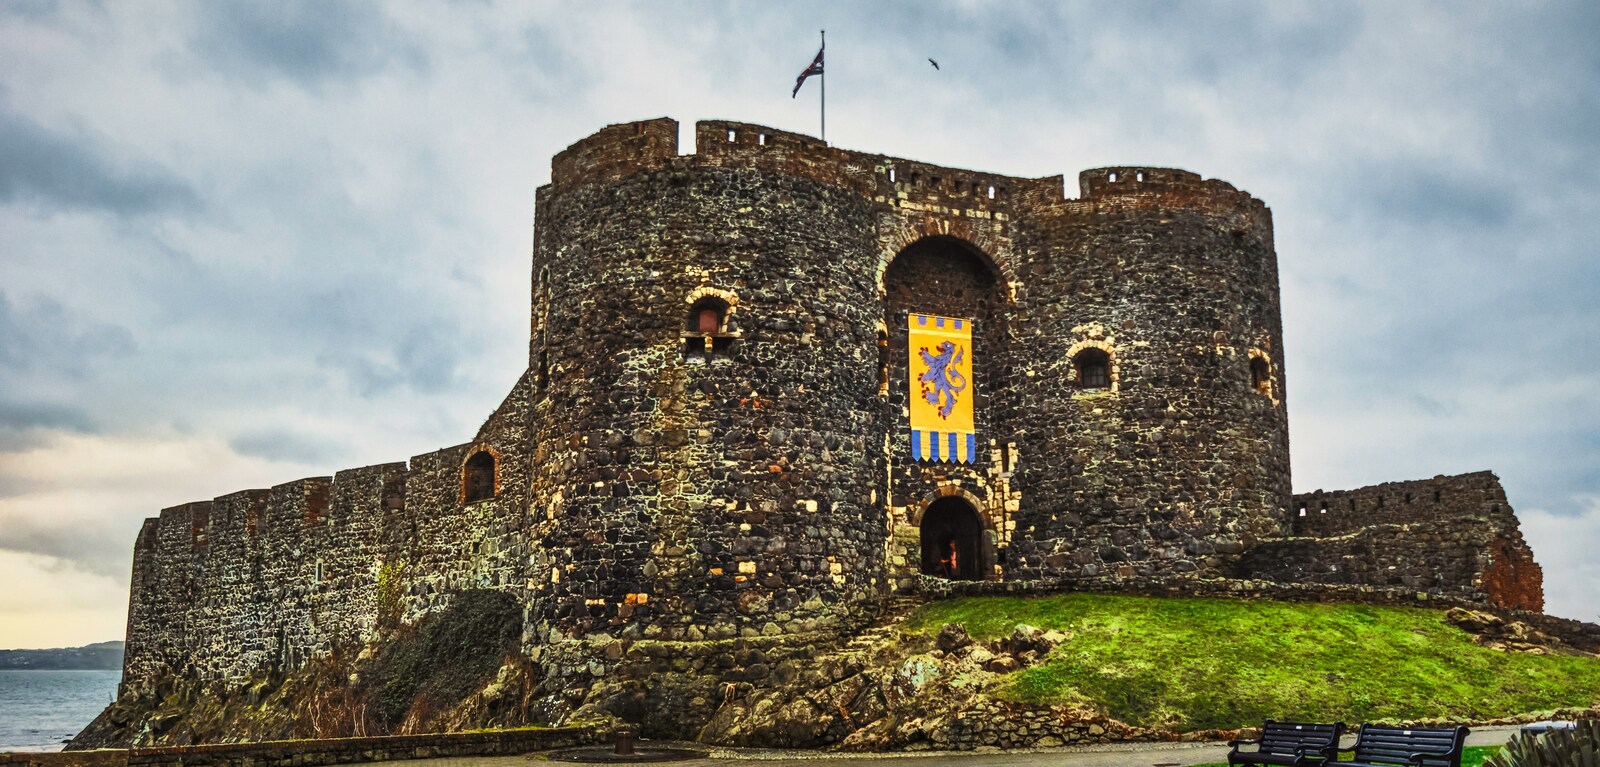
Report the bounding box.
[920,497,985,580]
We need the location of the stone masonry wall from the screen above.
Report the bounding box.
[1237,472,1543,611]
[1292,470,1510,536]
[112,118,1540,735]
[1003,167,1290,580]
[192,489,268,681]
[527,138,889,644]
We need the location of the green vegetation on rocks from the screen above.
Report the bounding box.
[904,594,1600,730]
[360,589,522,728]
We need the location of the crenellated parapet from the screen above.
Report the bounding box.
[545,119,1269,235]
[1236,472,1543,612]
[1292,471,1514,536]
[550,117,680,188]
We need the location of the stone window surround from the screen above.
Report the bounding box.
[460,444,501,505]
[1065,338,1120,394]
[682,286,741,356]
[1247,347,1280,405]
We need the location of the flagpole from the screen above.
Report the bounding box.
[820,30,826,143]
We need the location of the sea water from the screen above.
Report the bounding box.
[0,670,119,752]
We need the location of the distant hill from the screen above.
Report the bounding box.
[0,641,124,670]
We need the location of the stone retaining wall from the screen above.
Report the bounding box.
[3,727,598,767]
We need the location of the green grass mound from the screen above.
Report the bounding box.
[904,594,1600,731]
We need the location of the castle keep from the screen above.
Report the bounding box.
[115,118,1543,732]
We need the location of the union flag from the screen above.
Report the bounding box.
[791,47,824,97]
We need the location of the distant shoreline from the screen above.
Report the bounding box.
[0,642,124,672]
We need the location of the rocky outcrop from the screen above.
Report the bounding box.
[697,622,1168,750]
[1445,607,1590,656]
[70,591,536,750]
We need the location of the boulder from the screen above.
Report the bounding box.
[936,623,975,653]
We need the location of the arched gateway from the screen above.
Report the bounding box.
[919,496,985,580]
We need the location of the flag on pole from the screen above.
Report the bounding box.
[791,46,824,97]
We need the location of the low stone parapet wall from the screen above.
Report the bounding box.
[2,726,599,767]
[913,572,1487,606]
[128,727,600,767]
[0,750,128,767]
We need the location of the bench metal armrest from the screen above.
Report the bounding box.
[1230,739,1259,748]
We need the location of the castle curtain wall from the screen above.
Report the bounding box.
[1238,472,1544,611]
[109,119,1540,734]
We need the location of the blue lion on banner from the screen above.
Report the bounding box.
[919,341,968,418]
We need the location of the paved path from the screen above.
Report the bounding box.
[377,726,1523,767]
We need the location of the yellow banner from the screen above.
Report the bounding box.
[908,313,975,464]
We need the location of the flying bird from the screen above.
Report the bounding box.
[928,58,940,70]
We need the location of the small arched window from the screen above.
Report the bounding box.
[686,297,728,333]
[1074,348,1111,390]
[1250,355,1272,396]
[684,294,735,358]
[463,450,496,503]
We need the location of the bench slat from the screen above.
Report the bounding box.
[1231,721,1345,767]
[1341,724,1468,767]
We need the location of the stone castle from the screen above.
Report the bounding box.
[115,118,1545,733]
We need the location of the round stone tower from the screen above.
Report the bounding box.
[526,120,892,647]
[1001,167,1290,578]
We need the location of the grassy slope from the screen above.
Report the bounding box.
[905,594,1600,731]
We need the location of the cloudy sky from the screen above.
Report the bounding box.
[1,1,1597,648]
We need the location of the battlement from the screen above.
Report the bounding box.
[1292,471,1512,538]
[208,489,270,540]
[549,117,680,187]
[1072,165,1270,224]
[1239,471,1543,612]
[543,118,1266,224]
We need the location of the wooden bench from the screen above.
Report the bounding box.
[1229,720,1345,767]
[1326,724,1470,767]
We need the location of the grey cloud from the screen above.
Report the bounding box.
[0,291,136,378]
[0,101,200,216]
[228,428,340,465]
[0,0,61,20]
[1095,2,1362,84]
[0,291,136,450]
[0,400,96,454]
[0,400,93,433]
[510,22,596,102]
[0,512,134,579]
[188,1,427,89]
[1403,393,1458,418]
[1362,166,1512,229]
[320,322,466,399]
[862,1,1360,106]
